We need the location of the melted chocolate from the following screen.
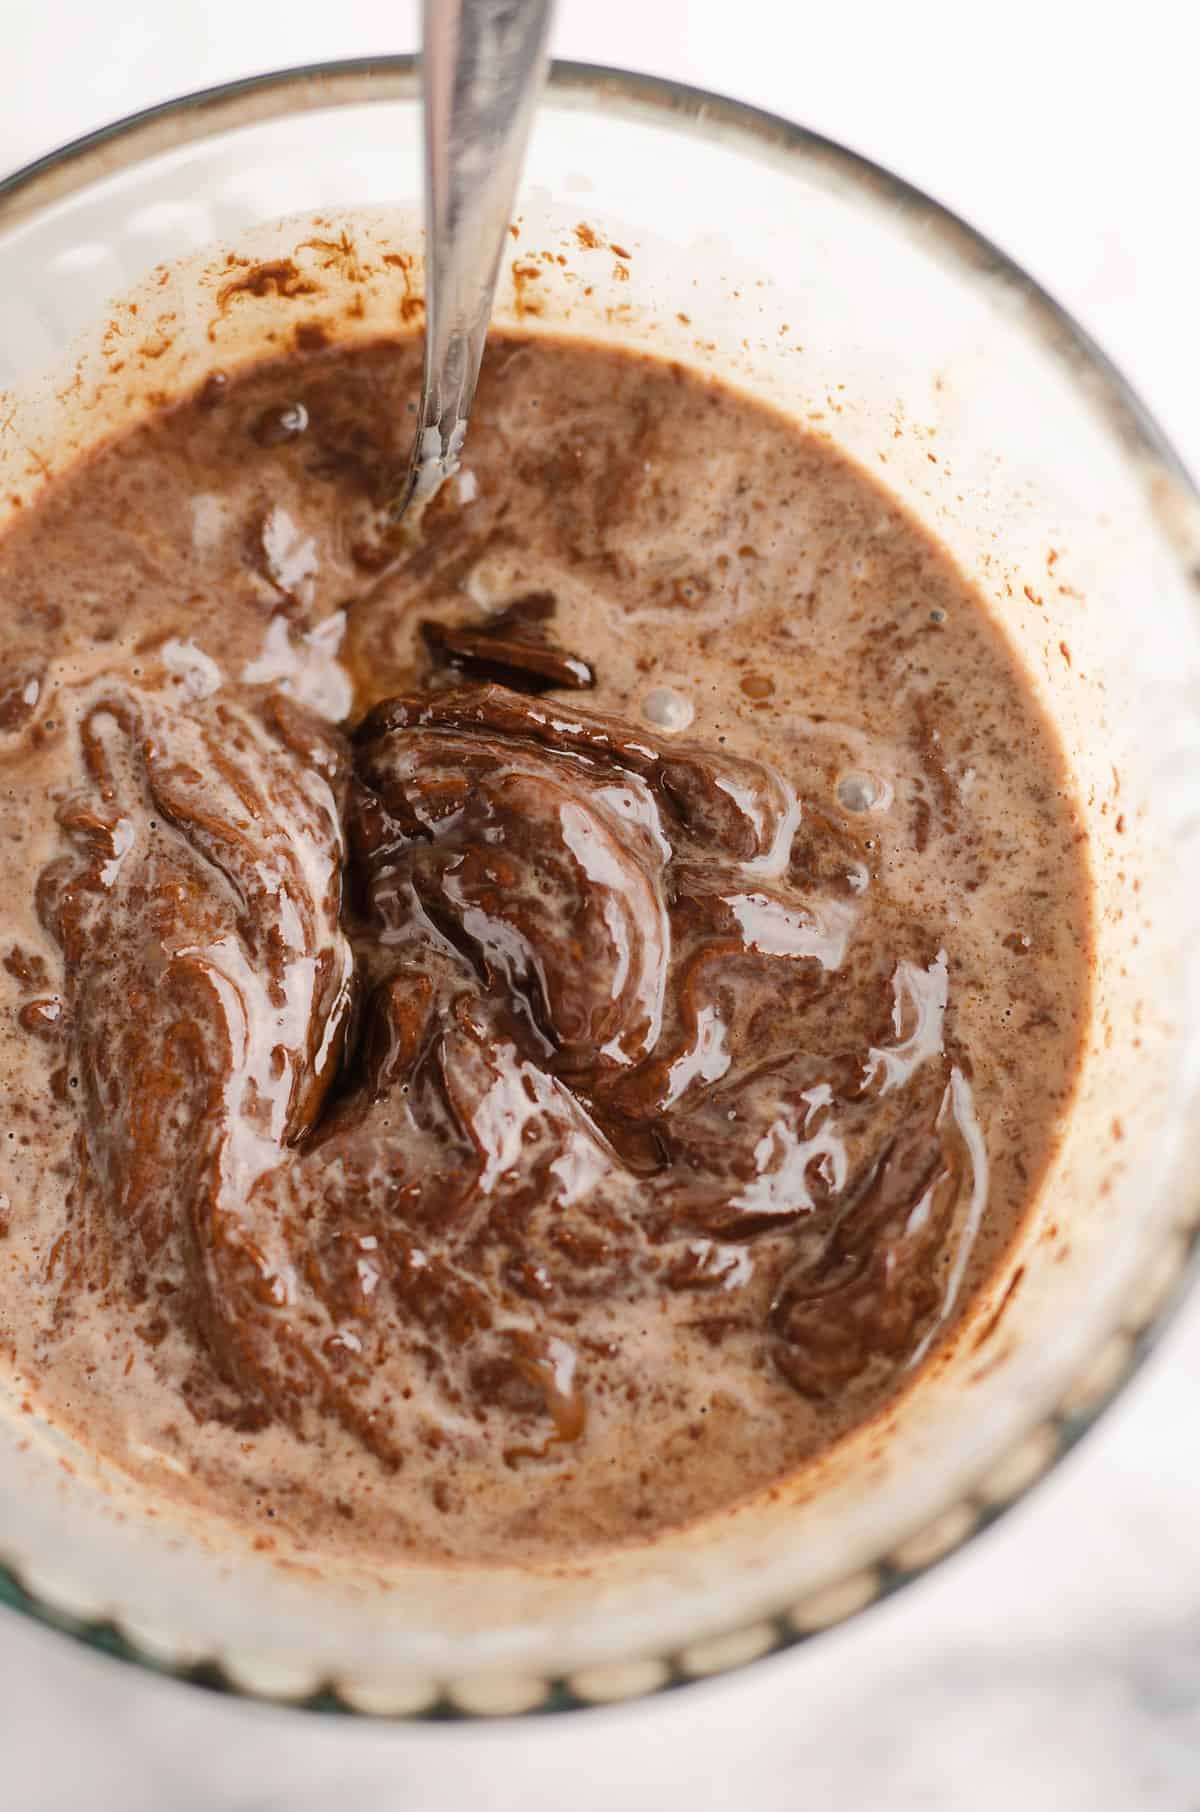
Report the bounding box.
[420,592,596,692]
[38,672,975,1464]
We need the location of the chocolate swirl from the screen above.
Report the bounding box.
[42,682,982,1465]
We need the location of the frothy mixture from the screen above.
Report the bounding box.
[0,334,1089,1563]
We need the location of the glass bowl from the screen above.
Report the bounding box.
[1,56,1198,1720]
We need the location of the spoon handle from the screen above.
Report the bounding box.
[395,0,554,519]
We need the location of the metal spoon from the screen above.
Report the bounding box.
[391,0,555,525]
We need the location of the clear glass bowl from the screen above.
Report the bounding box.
[1,57,1198,1719]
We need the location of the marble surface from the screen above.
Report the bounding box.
[2,2,1199,1805]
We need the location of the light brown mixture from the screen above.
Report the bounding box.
[0,334,1089,1564]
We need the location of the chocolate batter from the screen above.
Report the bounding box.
[0,334,1089,1563]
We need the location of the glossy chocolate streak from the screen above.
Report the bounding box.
[0,332,1089,1561]
[39,675,980,1464]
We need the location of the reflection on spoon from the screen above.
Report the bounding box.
[390,0,556,526]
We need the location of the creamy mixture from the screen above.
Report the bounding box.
[0,333,1089,1563]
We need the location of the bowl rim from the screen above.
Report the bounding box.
[1,51,1198,1722]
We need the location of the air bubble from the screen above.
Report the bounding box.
[837,771,882,813]
[642,687,694,733]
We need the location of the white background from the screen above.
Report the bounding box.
[2,3,1199,1806]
